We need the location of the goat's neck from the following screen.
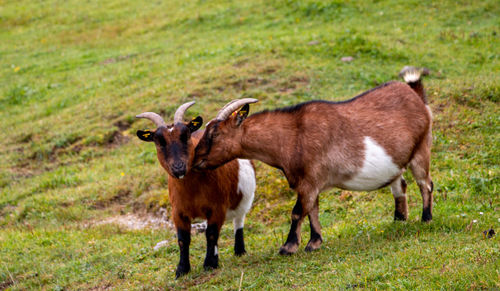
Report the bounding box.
[240,113,294,169]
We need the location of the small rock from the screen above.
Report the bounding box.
[341,56,354,62]
[153,240,170,251]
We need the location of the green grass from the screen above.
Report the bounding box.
[1,0,499,289]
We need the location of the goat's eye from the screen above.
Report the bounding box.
[209,126,219,138]
[180,131,188,143]
[155,134,167,147]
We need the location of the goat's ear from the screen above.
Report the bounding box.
[187,116,203,132]
[235,104,250,126]
[137,130,154,142]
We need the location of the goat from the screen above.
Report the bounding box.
[194,67,433,255]
[136,102,256,278]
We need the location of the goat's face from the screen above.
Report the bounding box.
[194,104,249,169]
[137,117,202,179]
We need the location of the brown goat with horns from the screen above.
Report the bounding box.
[136,102,256,278]
[194,67,433,255]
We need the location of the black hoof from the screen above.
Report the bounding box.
[278,246,297,256]
[175,264,190,279]
[279,248,293,256]
[203,256,219,270]
[304,246,315,252]
[304,238,323,252]
[422,207,432,222]
[422,215,432,222]
[235,249,246,256]
[394,211,407,221]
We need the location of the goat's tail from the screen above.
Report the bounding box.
[399,66,429,104]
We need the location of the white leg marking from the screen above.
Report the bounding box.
[390,176,406,198]
[226,159,256,234]
[214,245,218,256]
[343,137,402,191]
[233,217,245,232]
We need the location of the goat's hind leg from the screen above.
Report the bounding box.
[279,188,320,255]
[233,216,246,256]
[391,175,408,221]
[409,137,434,222]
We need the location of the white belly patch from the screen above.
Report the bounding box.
[225,159,255,222]
[343,136,401,191]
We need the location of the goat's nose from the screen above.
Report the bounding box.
[173,161,185,170]
[172,162,186,178]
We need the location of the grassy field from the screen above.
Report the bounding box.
[1,0,499,289]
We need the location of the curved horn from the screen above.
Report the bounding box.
[216,99,240,113]
[136,112,166,127]
[173,101,196,124]
[216,98,259,121]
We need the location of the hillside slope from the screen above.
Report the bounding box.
[1,0,499,289]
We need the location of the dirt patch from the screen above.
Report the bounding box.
[95,212,174,230]
[15,133,33,143]
[89,282,113,291]
[9,165,37,179]
[227,76,270,91]
[106,130,130,148]
[104,119,134,148]
[186,59,309,99]
[100,54,136,65]
[0,278,14,290]
[216,71,309,96]
[14,116,133,173]
[92,189,132,210]
[114,119,132,131]
[187,88,210,98]
[232,58,250,68]
[279,75,310,93]
[93,208,208,234]
[181,271,220,288]
[59,201,73,208]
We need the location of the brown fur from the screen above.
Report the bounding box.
[168,130,242,226]
[195,73,433,255]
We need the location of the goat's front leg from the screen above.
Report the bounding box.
[204,222,222,270]
[174,213,192,279]
[280,188,319,255]
[279,196,304,255]
[305,196,323,252]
